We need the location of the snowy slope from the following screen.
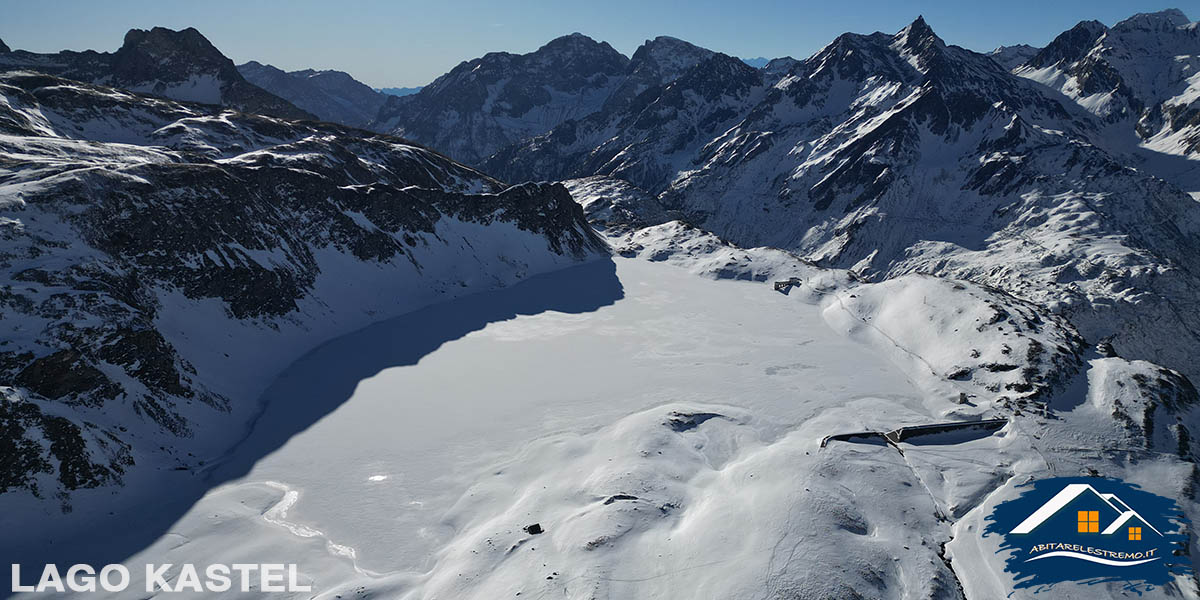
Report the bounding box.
[1012,10,1200,175]
[25,220,1199,600]
[0,71,606,511]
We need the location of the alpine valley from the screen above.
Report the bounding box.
[3,9,1200,600]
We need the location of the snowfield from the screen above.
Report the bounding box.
[15,227,1199,599]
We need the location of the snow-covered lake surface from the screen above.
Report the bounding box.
[102,256,923,593]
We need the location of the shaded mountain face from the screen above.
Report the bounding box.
[988,44,1039,70]
[372,34,717,166]
[479,17,1200,388]
[372,33,630,165]
[238,61,388,127]
[1013,10,1200,155]
[0,27,311,120]
[0,71,605,503]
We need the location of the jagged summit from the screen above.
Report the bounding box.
[121,26,214,52]
[1022,19,1107,69]
[370,32,630,165]
[631,35,711,66]
[110,26,240,91]
[622,35,715,95]
[892,15,952,74]
[0,38,9,53]
[894,15,945,50]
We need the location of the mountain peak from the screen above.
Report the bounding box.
[892,15,947,71]
[0,38,8,53]
[542,32,601,47]
[633,36,711,63]
[1022,19,1107,69]
[122,26,214,52]
[115,26,234,78]
[639,36,705,55]
[988,44,1039,70]
[627,36,715,87]
[894,15,945,55]
[1115,8,1191,30]
[530,33,627,70]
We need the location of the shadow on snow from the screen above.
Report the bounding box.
[3,257,624,593]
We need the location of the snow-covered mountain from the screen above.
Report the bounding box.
[0,70,604,505]
[476,17,1200,395]
[372,34,716,166]
[370,33,630,165]
[0,27,312,120]
[988,43,1039,70]
[1013,9,1200,158]
[238,61,388,127]
[7,10,1200,600]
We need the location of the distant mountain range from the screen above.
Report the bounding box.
[377,86,422,96]
[237,60,388,127]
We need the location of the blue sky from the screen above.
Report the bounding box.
[0,0,1190,88]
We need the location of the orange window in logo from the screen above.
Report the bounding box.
[1077,511,1099,533]
[1129,526,1142,541]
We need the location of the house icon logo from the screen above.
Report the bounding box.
[985,477,1192,591]
[1009,483,1162,565]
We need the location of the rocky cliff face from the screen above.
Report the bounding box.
[0,27,312,119]
[372,34,719,168]
[371,33,631,165]
[0,71,606,505]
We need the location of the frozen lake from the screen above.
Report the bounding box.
[48,257,926,595]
